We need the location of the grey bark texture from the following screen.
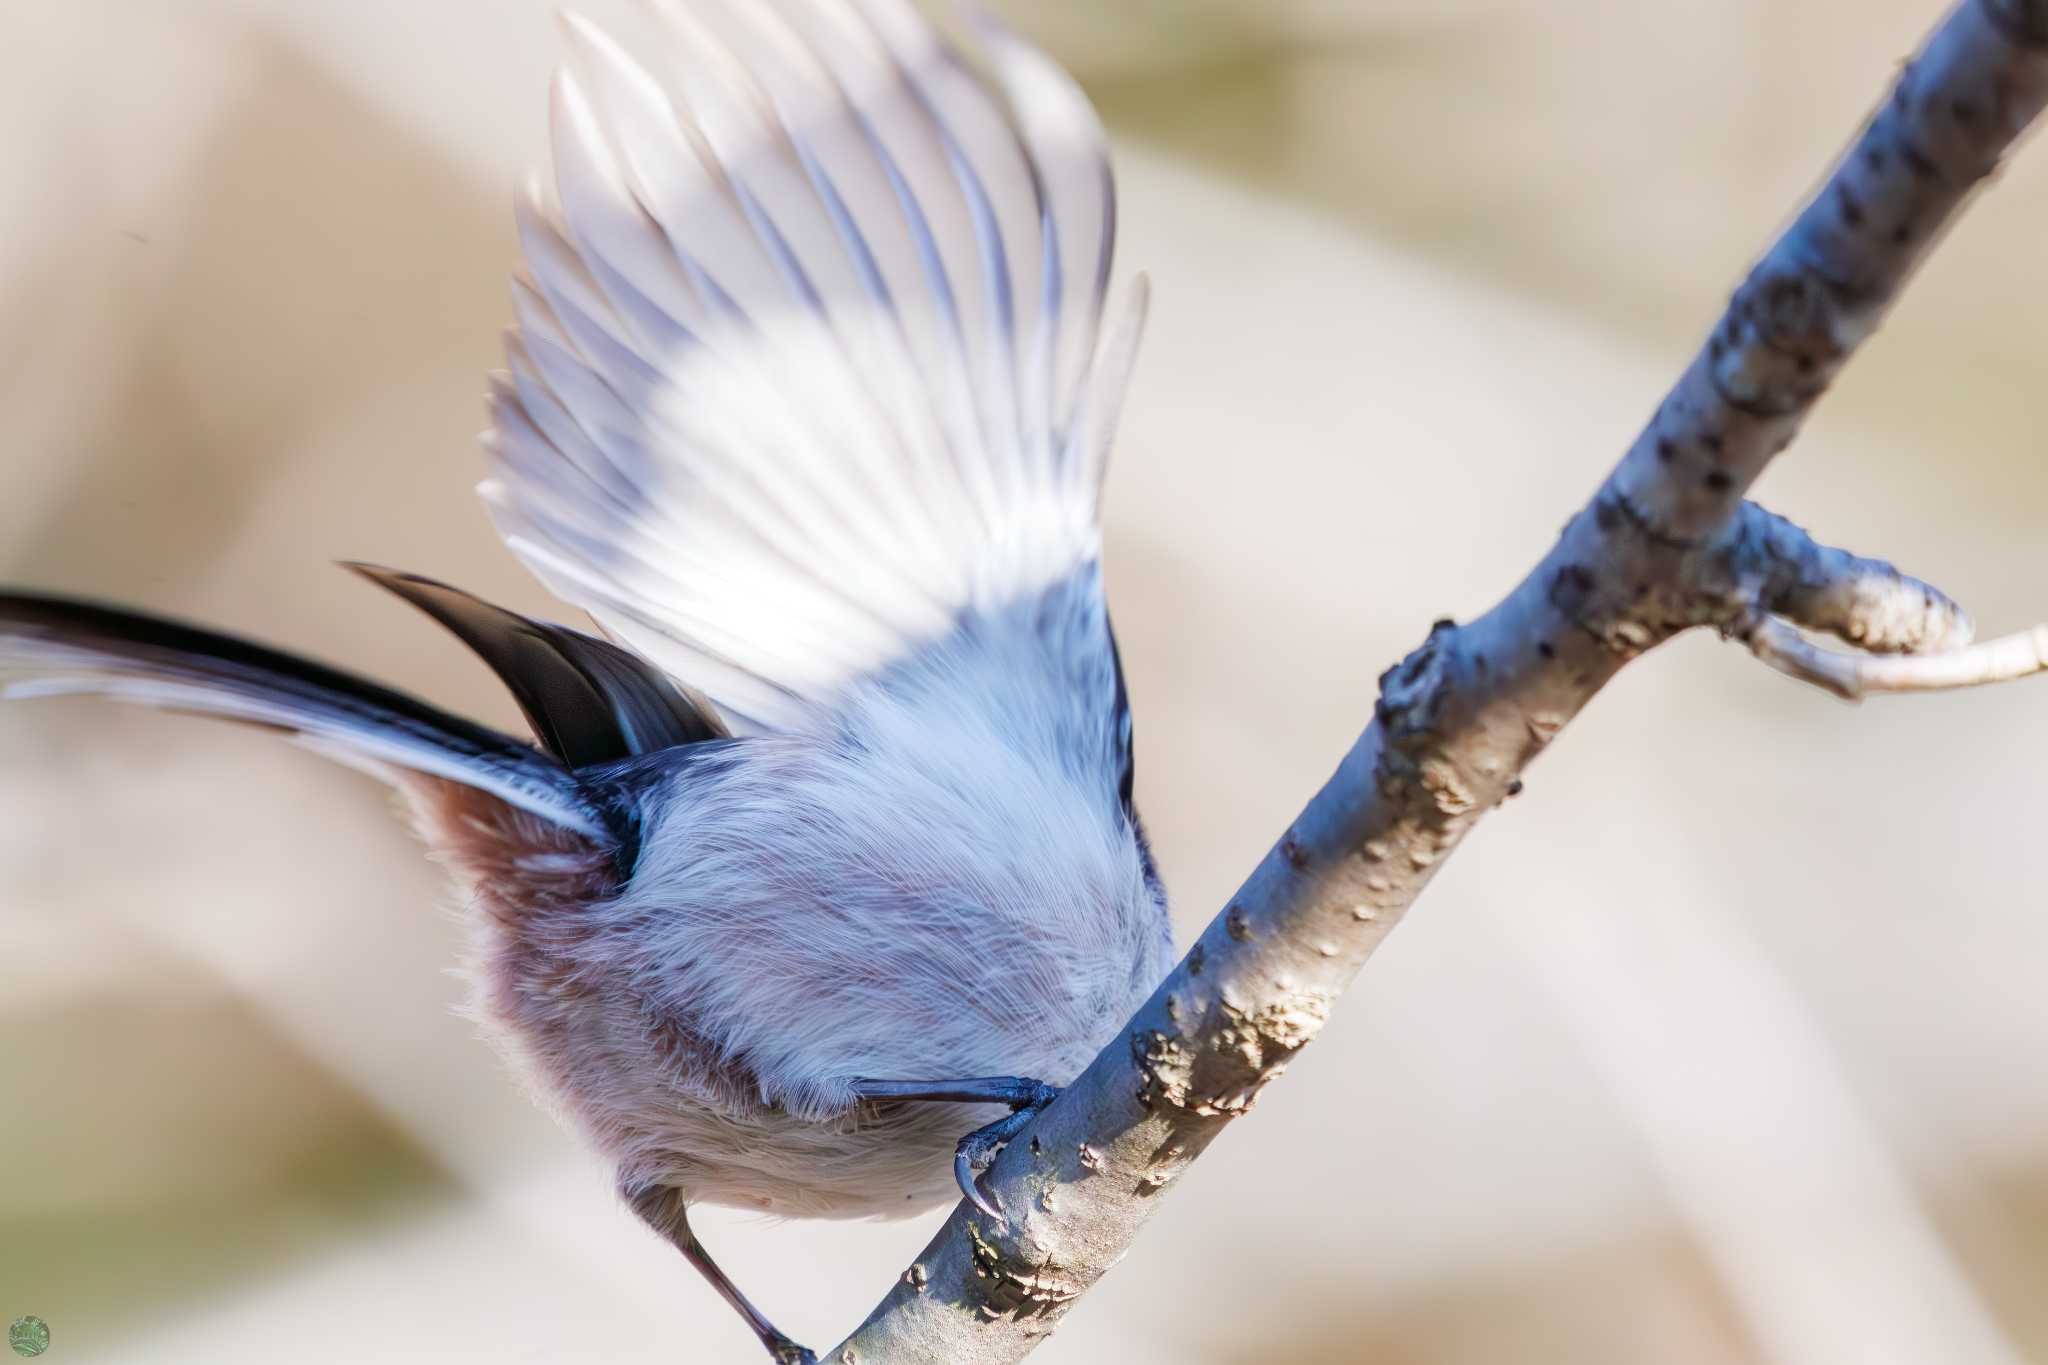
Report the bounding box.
[829,2,2048,1360]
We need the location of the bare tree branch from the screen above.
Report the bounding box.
[829,3,2048,1360]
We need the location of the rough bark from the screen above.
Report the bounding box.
[828,3,2048,1360]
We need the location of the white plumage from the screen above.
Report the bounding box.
[487,0,1148,733]
[475,570,1169,1221]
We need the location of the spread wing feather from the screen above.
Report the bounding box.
[484,0,1146,732]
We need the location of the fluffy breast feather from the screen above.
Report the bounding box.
[402,585,1172,1218]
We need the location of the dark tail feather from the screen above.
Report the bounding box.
[0,590,614,839]
[343,564,724,768]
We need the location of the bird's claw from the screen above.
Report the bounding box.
[764,1337,816,1365]
[952,1084,1059,1219]
[955,1137,1006,1219]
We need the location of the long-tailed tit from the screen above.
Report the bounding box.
[0,2,1171,1358]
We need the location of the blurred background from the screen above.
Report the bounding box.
[2,1,2044,1361]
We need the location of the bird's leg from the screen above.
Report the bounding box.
[622,1180,815,1365]
[849,1075,1061,1218]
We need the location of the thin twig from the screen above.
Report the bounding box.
[1747,615,2048,699]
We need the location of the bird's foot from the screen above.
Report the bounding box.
[762,1334,816,1365]
[953,1081,1060,1219]
[845,1075,1063,1219]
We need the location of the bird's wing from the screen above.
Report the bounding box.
[484,0,1146,734]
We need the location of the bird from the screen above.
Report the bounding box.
[0,1,1172,1359]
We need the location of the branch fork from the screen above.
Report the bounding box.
[1697,499,2047,700]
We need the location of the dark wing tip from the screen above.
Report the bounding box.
[345,563,725,766]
